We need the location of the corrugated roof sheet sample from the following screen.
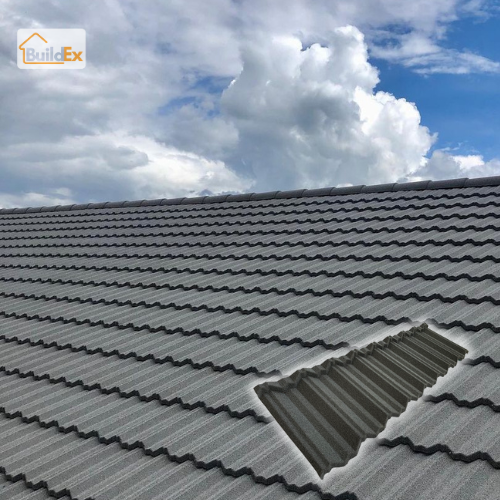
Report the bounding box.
[255,323,468,478]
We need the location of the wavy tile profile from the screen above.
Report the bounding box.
[255,323,468,478]
[2,177,500,499]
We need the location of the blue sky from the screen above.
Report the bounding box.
[0,0,499,207]
[374,13,500,161]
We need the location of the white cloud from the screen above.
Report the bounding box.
[221,27,435,190]
[237,0,499,75]
[415,150,500,179]
[122,134,253,199]
[372,32,500,74]
[0,189,75,209]
[0,132,252,206]
[0,0,499,207]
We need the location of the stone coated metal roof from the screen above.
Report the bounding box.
[255,324,468,477]
[0,176,499,499]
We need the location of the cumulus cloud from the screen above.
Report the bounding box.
[0,133,252,203]
[0,0,499,208]
[415,150,500,179]
[237,0,499,75]
[0,189,75,209]
[221,27,434,190]
[121,135,252,199]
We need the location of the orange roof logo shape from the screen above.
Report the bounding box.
[18,32,64,64]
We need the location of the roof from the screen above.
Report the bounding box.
[0,175,500,500]
[1,175,500,213]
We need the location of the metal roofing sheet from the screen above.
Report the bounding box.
[255,324,467,477]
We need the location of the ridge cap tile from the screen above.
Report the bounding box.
[393,180,430,191]
[140,198,164,206]
[203,194,230,203]
[275,189,307,199]
[121,200,144,207]
[69,203,91,210]
[56,204,74,211]
[250,191,280,200]
[303,187,334,197]
[1,174,500,213]
[183,196,208,204]
[86,202,107,209]
[161,197,186,205]
[103,201,125,208]
[428,178,467,189]
[465,175,500,187]
[361,183,396,193]
[225,193,254,202]
[330,185,365,195]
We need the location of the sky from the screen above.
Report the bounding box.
[0,0,499,207]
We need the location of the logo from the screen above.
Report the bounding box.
[17,29,86,69]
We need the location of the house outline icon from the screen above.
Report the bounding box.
[18,32,64,64]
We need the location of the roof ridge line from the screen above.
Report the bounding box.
[2,175,500,214]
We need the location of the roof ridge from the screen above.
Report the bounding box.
[2,175,500,214]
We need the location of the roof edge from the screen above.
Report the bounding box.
[2,175,500,214]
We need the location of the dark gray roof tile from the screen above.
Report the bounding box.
[465,175,500,187]
[203,195,230,203]
[140,199,165,206]
[0,176,499,499]
[303,187,334,197]
[361,183,396,193]
[329,185,365,195]
[428,178,468,189]
[121,200,144,207]
[250,191,280,200]
[183,196,208,204]
[254,324,467,477]
[160,197,186,205]
[225,193,254,202]
[275,189,307,199]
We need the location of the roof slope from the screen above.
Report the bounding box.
[0,176,500,499]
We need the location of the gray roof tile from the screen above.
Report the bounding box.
[0,176,499,499]
[254,324,467,477]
